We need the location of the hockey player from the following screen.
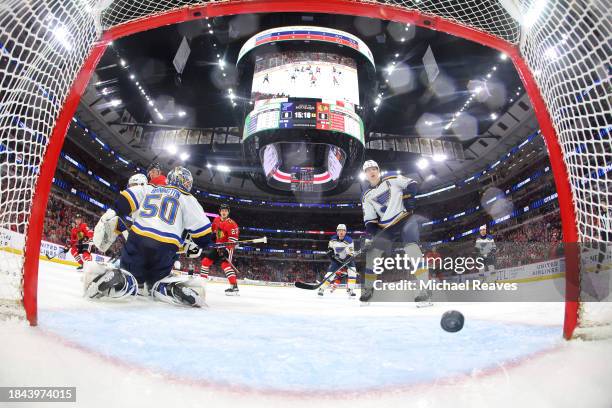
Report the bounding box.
[147,162,167,186]
[475,224,496,272]
[69,214,93,270]
[85,166,212,307]
[319,224,357,298]
[200,204,240,295]
[360,160,426,303]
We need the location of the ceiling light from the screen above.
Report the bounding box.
[217,164,230,172]
[416,158,429,170]
[166,144,177,155]
[490,113,498,120]
[209,29,214,34]
[149,100,154,106]
[499,53,508,61]
[179,152,190,161]
[358,172,366,181]
[52,26,73,51]
[157,112,164,120]
[178,111,186,117]
[120,59,126,67]
[130,74,135,80]
[110,99,121,107]
[395,53,399,58]
[206,163,212,168]
[433,154,447,162]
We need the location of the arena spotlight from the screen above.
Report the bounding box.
[166,144,177,155]
[109,99,121,107]
[217,164,231,172]
[358,172,366,181]
[432,154,447,162]
[490,113,498,120]
[416,157,429,170]
[178,111,186,117]
[179,152,190,161]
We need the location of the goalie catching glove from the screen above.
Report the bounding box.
[93,209,125,252]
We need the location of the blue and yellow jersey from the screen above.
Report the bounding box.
[116,184,212,249]
[362,175,417,230]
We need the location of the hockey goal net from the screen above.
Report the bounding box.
[0,0,609,338]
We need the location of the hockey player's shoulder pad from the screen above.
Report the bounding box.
[361,187,375,202]
[382,175,398,182]
[486,234,495,240]
[343,235,353,244]
[330,234,339,241]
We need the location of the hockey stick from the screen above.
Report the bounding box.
[295,249,364,290]
[211,236,267,247]
[46,246,69,261]
[177,236,268,255]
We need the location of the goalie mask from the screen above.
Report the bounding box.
[167,166,193,192]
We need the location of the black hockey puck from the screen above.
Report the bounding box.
[440,310,464,333]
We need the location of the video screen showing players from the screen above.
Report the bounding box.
[251,51,359,108]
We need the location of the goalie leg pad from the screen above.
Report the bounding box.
[151,275,206,308]
[85,265,138,300]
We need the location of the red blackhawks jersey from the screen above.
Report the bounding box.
[150,174,167,186]
[69,222,93,246]
[212,217,239,247]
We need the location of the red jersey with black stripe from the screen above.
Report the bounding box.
[212,217,239,248]
[69,222,93,247]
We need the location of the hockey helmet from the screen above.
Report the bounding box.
[336,224,347,231]
[362,160,379,172]
[167,166,193,192]
[147,162,162,174]
[128,173,147,187]
[219,203,230,212]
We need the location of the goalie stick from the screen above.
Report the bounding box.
[295,249,364,290]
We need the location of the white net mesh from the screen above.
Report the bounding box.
[0,0,609,334]
[0,0,99,317]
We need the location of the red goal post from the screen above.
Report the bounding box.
[0,0,608,339]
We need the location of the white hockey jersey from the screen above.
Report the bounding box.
[475,234,496,257]
[119,184,212,248]
[328,235,354,260]
[362,175,417,230]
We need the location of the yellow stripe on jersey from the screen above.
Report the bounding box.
[120,190,137,212]
[190,227,212,239]
[131,225,182,248]
[380,211,409,229]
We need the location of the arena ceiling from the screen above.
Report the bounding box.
[80,11,533,200]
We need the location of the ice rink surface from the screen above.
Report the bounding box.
[2,259,612,408]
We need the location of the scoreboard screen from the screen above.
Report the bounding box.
[244,98,364,144]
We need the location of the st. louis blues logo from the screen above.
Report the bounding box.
[374,189,391,213]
